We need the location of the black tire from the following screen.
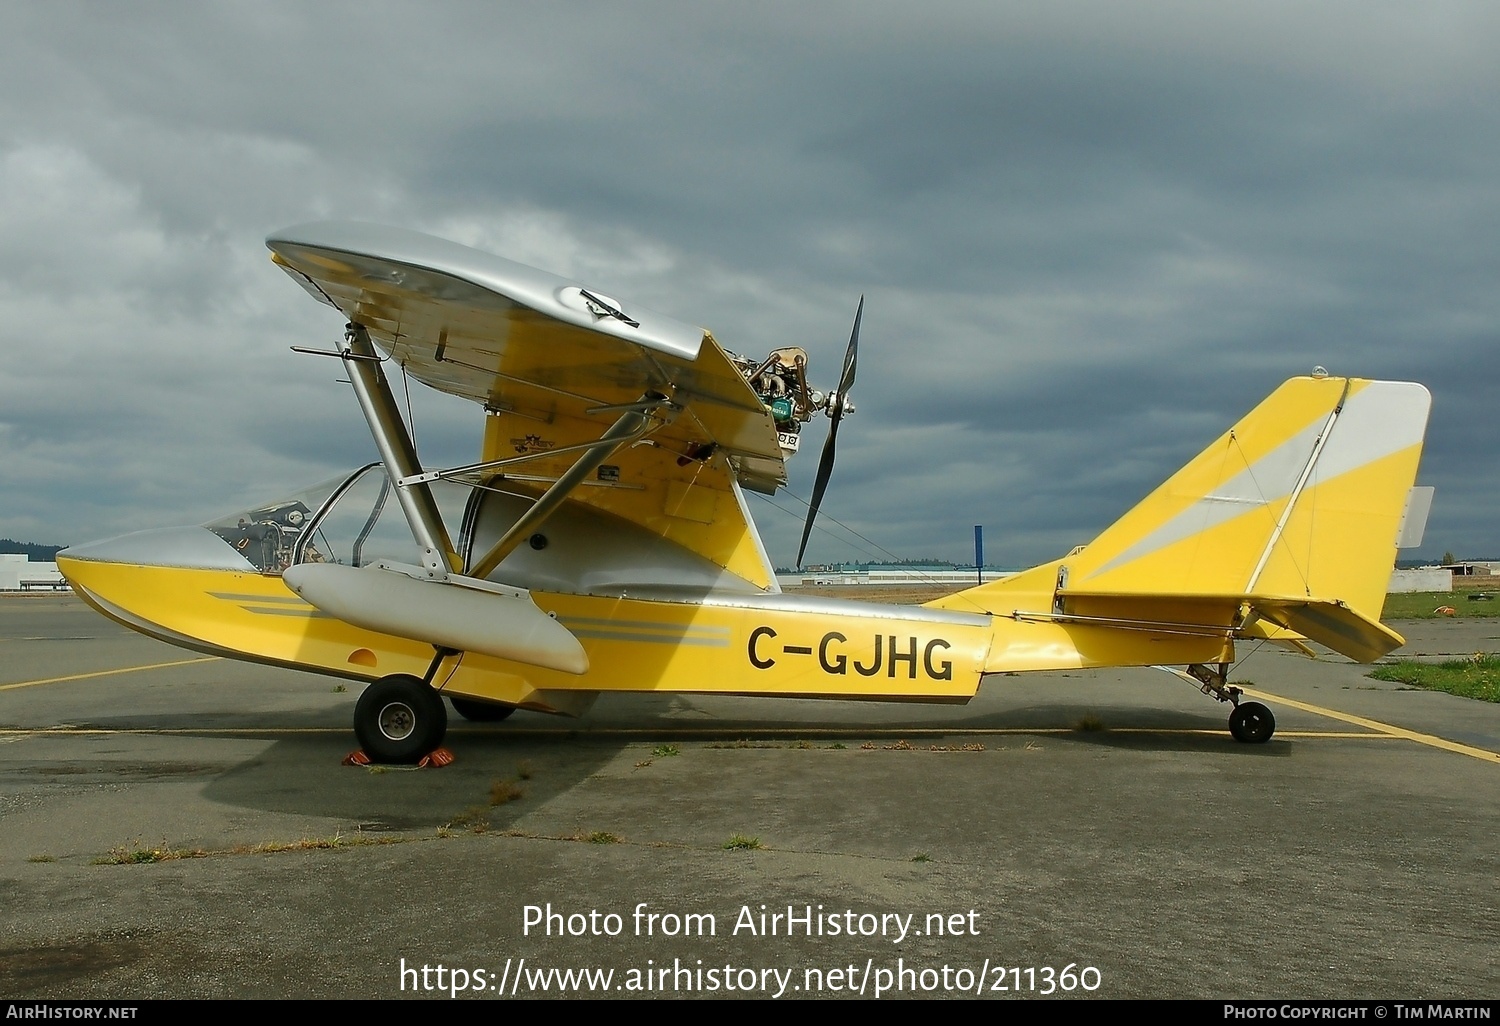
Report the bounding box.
[354,674,448,763]
[448,696,517,722]
[1228,701,1275,744]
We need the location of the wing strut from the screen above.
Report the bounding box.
[467,393,676,580]
[1243,377,1351,594]
[336,323,458,580]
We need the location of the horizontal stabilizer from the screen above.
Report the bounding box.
[283,563,589,674]
[1250,597,1405,664]
[1052,590,1404,663]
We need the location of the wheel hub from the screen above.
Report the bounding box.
[377,701,417,741]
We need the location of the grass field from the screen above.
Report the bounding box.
[1381,589,1500,619]
[1369,655,1500,702]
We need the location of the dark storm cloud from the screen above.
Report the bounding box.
[0,1,1495,569]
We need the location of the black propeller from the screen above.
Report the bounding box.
[796,296,862,569]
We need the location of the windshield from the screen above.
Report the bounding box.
[204,465,467,574]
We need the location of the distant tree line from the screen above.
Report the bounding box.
[0,539,64,560]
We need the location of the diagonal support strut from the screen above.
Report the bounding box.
[337,322,457,579]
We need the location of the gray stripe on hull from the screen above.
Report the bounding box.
[559,616,729,636]
[568,629,731,647]
[238,606,331,619]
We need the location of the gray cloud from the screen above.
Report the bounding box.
[0,2,1495,570]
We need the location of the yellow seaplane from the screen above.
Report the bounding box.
[57,223,1433,762]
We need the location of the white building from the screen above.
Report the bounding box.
[777,568,1013,588]
[1389,566,1452,593]
[0,554,67,591]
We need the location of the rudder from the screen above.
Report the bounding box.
[931,376,1431,660]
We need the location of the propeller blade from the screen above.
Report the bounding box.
[796,296,862,568]
[838,295,862,398]
[796,415,840,569]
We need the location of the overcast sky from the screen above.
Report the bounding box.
[2,2,1496,569]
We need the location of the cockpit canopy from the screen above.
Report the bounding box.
[204,464,466,574]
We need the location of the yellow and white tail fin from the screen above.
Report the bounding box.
[930,376,1432,663]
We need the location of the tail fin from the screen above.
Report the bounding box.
[930,376,1431,662]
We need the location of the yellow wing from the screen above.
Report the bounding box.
[266,222,784,590]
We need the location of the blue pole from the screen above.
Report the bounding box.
[974,525,983,586]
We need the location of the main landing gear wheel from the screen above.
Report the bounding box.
[1228,701,1275,744]
[448,696,517,722]
[354,674,448,763]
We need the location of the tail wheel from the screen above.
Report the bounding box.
[449,696,517,722]
[1228,701,1275,744]
[354,674,448,763]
